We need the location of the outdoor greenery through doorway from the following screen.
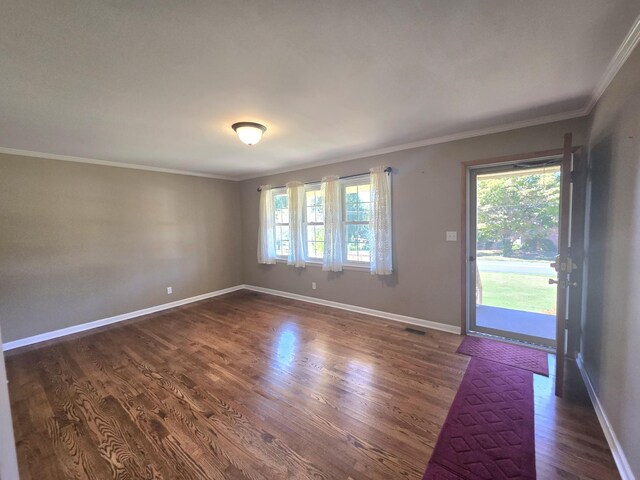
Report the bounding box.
[476,166,560,315]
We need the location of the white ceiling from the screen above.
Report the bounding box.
[1,1,639,179]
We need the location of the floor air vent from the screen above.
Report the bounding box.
[405,327,425,335]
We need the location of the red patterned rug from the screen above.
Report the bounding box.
[456,336,549,376]
[423,358,536,479]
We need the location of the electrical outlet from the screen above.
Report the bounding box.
[311,282,317,290]
[446,231,458,242]
[167,286,173,294]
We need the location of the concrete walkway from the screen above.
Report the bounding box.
[476,304,555,340]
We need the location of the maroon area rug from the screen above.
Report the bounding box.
[456,336,549,376]
[423,358,536,480]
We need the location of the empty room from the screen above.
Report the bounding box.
[1,1,639,479]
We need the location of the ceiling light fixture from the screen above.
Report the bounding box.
[231,122,267,145]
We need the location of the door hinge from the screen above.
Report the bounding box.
[570,170,575,183]
[565,318,570,329]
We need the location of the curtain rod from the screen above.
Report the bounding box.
[256,167,391,192]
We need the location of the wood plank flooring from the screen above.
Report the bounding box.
[5,290,619,479]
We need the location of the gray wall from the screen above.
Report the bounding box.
[240,117,588,328]
[583,45,640,477]
[0,154,243,342]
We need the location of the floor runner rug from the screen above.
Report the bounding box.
[423,358,536,480]
[456,336,549,376]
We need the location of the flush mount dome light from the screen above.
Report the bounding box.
[231,122,267,145]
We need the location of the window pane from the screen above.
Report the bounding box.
[275,209,289,224]
[345,187,359,209]
[344,204,368,222]
[274,193,289,224]
[357,185,371,203]
[274,193,288,209]
[358,205,370,222]
[276,225,290,257]
[344,183,370,222]
[346,210,359,222]
[355,249,370,263]
[306,225,324,259]
[305,191,315,223]
[345,185,358,196]
[345,223,370,262]
[306,190,324,223]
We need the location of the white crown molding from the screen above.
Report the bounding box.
[0,147,237,181]
[238,12,640,182]
[0,107,585,183]
[576,354,636,480]
[235,108,588,181]
[2,285,245,351]
[585,14,640,114]
[244,285,461,335]
[2,15,638,181]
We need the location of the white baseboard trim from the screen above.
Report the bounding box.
[243,284,461,335]
[576,354,635,480]
[3,283,461,351]
[2,285,245,351]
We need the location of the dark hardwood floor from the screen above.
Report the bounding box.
[6,290,619,479]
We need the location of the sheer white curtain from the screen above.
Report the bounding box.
[257,185,276,264]
[287,181,306,267]
[370,166,392,275]
[321,175,343,271]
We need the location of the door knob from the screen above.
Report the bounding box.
[548,278,558,285]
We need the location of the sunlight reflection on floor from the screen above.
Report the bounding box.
[274,323,297,366]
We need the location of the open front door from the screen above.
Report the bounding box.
[462,135,586,397]
[552,132,583,397]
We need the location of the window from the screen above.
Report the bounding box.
[267,173,386,268]
[343,179,371,263]
[273,188,289,258]
[305,186,325,260]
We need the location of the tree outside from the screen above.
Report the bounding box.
[477,167,560,259]
[345,185,371,261]
[306,190,325,258]
[475,167,560,319]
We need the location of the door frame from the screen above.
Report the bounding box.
[467,160,561,348]
[460,147,581,337]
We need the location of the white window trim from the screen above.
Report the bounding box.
[269,175,375,270]
[272,257,369,271]
[341,176,371,267]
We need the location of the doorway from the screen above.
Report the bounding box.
[463,136,584,395]
[467,160,561,348]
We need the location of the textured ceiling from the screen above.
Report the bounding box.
[1,1,638,178]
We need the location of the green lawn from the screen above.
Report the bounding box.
[479,272,556,314]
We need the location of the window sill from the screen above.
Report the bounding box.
[273,258,370,272]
